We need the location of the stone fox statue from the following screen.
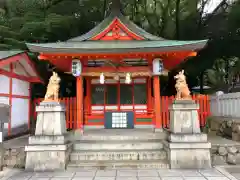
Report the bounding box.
[174,70,192,100]
[44,71,61,102]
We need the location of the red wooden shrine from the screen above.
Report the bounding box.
[27,1,208,130]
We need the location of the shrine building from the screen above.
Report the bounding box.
[26,0,208,131]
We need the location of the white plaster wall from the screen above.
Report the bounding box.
[11,98,29,128]
[210,92,240,117]
[12,78,30,96]
[0,64,10,71]
[19,59,37,77]
[13,62,28,76]
[0,75,10,94]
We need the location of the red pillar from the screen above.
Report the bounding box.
[77,76,83,129]
[153,76,162,130]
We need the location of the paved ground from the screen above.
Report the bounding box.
[220,166,240,180]
[0,167,238,180]
[232,174,240,180]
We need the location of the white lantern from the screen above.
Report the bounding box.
[152,58,164,75]
[125,73,131,84]
[100,73,105,84]
[71,59,82,77]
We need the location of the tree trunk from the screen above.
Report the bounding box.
[197,0,208,37]
[102,0,107,19]
[159,0,170,35]
[224,57,230,91]
[175,0,181,39]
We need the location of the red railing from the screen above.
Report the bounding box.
[33,97,78,129]
[32,95,210,129]
[160,95,211,128]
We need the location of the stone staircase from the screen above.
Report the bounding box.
[67,129,169,169]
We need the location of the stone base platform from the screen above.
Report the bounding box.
[163,140,211,169]
[168,133,208,142]
[25,141,72,171]
[24,101,73,171]
[5,130,240,169]
[28,135,68,145]
[167,100,212,169]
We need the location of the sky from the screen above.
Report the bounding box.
[205,0,223,13]
[205,0,235,13]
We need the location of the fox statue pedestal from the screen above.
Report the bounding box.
[25,102,72,171]
[164,100,211,169]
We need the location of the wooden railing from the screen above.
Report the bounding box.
[161,95,210,128]
[32,95,210,129]
[33,98,78,129]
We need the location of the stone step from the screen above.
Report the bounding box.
[67,160,169,170]
[73,140,163,150]
[78,130,166,141]
[70,150,167,161]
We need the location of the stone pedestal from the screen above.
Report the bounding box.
[165,100,211,169]
[25,102,72,171]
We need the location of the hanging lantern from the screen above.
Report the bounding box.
[152,58,164,75]
[125,73,131,84]
[71,59,82,77]
[100,73,105,84]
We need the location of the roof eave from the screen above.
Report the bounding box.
[26,41,208,54]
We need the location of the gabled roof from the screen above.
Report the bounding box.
[0,51,43,83]
[0,50,24,60]
[68,9,163,42]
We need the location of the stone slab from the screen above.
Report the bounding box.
[78,129,167,141]
[169,102,200,134]
[67,160,169,169]
[96,170,116,176]
[70,150,166,161]
[25,143,72,171]
[168,148,211,169]
[73,140,163,150]
[163,140,211,149]
[36,101,65,112]
[35,103,66,136]
[154,128,163,132]
[28,135,67,145]
[117,170,137,176]
[25,143,71,151]
[0,167,237,180]
[168,133,207,142]
[169,100,199,110]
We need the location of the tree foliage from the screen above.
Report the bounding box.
[0,0,239,95]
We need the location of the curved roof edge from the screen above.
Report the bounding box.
[67,9,164,42]
[26,39,208,53]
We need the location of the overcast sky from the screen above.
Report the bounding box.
[205,0,223,13]
[205,0,235,13]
